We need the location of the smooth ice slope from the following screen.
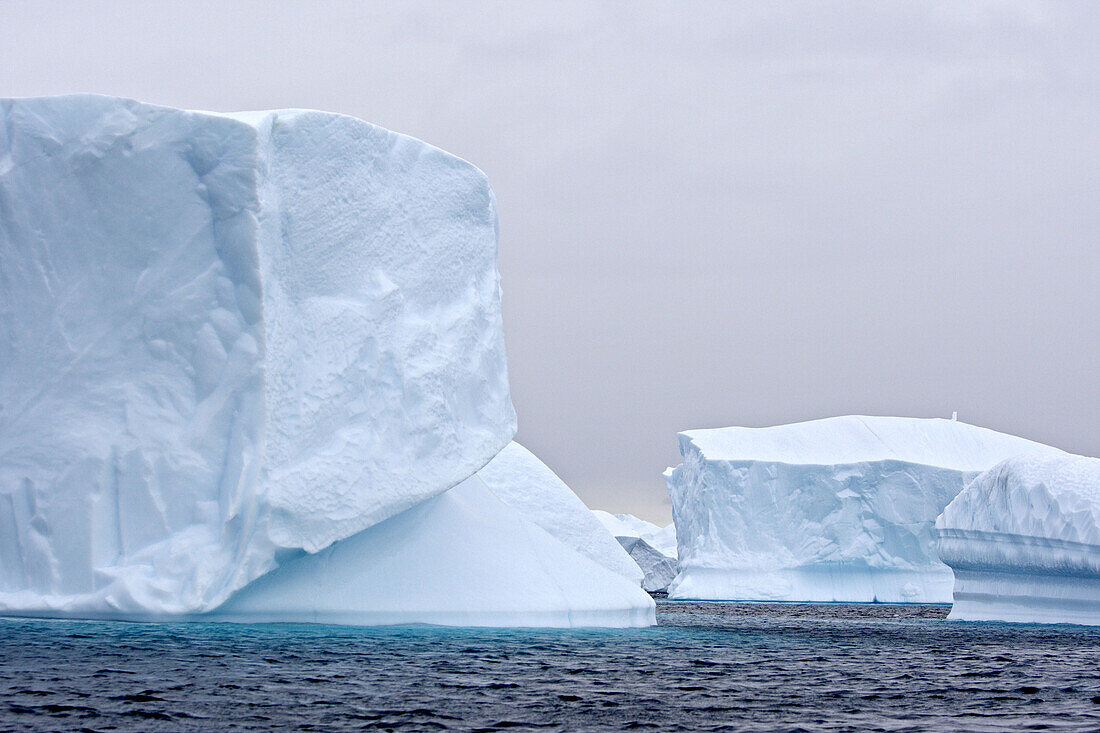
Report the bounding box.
[476,443,642,584]
[0,95,515,617]
[936,455,1100,625]
[592,511,678,558]
[211,475,656,627]
[666,416,1063,603]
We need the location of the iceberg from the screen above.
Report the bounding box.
[212,474,655,628]
[616,536,678,593]
[666,416,1064,603]
[592,511,678,591]
[592,510,678,559]
[0,94,521,619]
[936,455,1100,626]
[475,443,643,585]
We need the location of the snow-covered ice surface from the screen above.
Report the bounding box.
[936,455,1100,625]
[0,95,515,618]
[616,537,678,593]
[476,443,643,585]
[666,416,1064,603]
[592,511,678,559]
[211,475,655,628]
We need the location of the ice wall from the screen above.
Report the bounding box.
[0,95,515,617]
[666,416,1063,603]
[936,455,1100,625]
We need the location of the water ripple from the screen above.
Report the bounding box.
[0,602,1098,731]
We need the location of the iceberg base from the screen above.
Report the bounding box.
[668,566,954,603]
[947,569,1100,626]
[207,476,656,628]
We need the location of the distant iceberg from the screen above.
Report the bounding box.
[936,455,1100,626]
[0,95,652,627]
[592,511,678,559]
[665,416,1064,603]
[592,511,678,591]
[616,537,678,593]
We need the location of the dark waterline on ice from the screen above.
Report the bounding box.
[1,601,1098,731]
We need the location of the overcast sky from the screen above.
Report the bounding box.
[2,1,1097,522]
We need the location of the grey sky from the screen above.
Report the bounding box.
[2,1,1097,522]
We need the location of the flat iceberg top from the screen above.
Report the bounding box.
[681,415,1062,470]
[937,454,1100,545]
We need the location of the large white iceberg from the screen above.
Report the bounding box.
[1,94,662,628]
[936,455,1100,625]
[476,442,643,585]
[666,416,1064,603]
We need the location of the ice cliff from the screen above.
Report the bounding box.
[936,455,1100,625]
[666,416,1064,603]
[0,95,653,626]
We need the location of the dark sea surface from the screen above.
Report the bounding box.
[1,600,1098,732]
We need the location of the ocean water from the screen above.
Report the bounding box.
[1,601,1098,732]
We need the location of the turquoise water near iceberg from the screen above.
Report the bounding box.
[0,601,1098,731]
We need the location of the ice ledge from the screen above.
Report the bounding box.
[947,569,1100,626]
[668,566,954,604]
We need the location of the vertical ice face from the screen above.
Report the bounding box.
[665,416,1064,603]
[936,455,1100,625]
[0,95,515,616]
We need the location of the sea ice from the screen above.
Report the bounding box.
[665,416,1064,603]
[936,455,1100,625]
[0,95,515,617]
[476,443,643,584]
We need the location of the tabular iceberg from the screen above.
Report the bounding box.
[476,443,643,585]
[666,416,1064,603]
[936,455,1100,625]
[0,94,650,627]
